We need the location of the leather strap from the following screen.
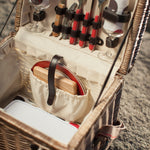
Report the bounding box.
[97,121,125,140]
[47,55,64,105]
[103,8,131,23]
[93,121,125,149]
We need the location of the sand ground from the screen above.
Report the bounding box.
[0,1,149,149]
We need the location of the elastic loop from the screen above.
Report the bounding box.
[74,13,84,21]
[79,33,90,42]
[55,6,67,15]
[92,21,102,29]
[103,7,131,23]
[33,11,46,21]
[83,18,93,27]
[89,37,103,45]
[70,30,81,38]
[61,26,72,34]
[65,10,75,20]
[52,24,62,34]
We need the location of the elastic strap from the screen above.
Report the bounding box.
[74,13,84,21]
[55,6,67,15]
[47,55,64,105]
[33,11,46,21]
[92,21,102,29]
[52,23,62,34]
[89,37,104,46]
[65,10,75,20]
[70,30,81,38]
[83,18,93,27]
[103,7,131,23]
[79,33,90,42]
[61,26,72,34]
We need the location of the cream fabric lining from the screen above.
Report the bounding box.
[15,27,118,83]
[14,27,118,102]
[0,0,138,121]
[16,0,138,85]
[30,70,92,122]
[13,27,117,122]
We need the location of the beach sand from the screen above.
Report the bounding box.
[0,1,149,149]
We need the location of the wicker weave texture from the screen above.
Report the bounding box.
[0,75,123,150]
[0,0,149,149]
[119,0,150,74]
[69,76,123,150]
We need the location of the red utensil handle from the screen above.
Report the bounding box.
[79,12,90,48]
[70,9,82,45]
[89,15,99,51]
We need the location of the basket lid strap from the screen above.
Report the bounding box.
[96,121,125,140]
[93,120,125,149]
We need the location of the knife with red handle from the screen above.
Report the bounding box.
[89,15,99,50]
[79,12,90,47]
[70,0,87,45]
[70,9,82,44]
[79,0,95,47]
[89,0,106,51]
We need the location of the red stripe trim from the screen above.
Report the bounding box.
[98,132,117,139]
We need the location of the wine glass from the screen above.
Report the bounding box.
[28,0,50,32]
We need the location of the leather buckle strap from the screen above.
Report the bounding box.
[103,7,131,23]
[47,55,65,105]
[93,121,125,149]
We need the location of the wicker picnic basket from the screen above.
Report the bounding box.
[0,0,149,149]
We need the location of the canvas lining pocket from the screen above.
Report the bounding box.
[30,70,91,123]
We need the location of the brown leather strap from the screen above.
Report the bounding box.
[103,8,131,23]
[47,55,64,105]
[98,121,125,140]
[93,121,125,149]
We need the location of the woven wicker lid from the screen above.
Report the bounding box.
[118,0,150,74]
